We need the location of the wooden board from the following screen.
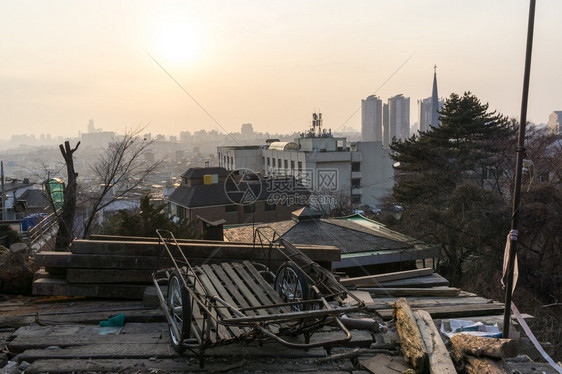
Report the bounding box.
[32,278,148,299]
[25,359,191,374]
[340,268,434,287]
[9,333,168,352]
[374,273,449,288]
[35,252,162,270]
[71,239,340,263]
[66,269,154,284]
[360,354,409,374]
[377,302,505,320]
[361,287,461,298]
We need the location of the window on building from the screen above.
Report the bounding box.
[352,162,361,172]
[225,205,238,213]
[267,157,270,166]
[298,161,302,172]
[278,159,282,169]
[265,202,276,211]
[284,159,288,170]
[351,194,362,204]
[244,204,255,214]
[351,178,361,189]
[290,160,295,172]
[272,158,276,167]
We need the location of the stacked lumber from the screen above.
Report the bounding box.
[32,238,340,299]
[393,298,456,373]
[342,268,533,327]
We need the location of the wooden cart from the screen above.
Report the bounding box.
[152,228,363,366]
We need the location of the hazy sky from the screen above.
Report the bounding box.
[2,1,561,139]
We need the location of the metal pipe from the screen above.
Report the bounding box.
[503,0,536,339]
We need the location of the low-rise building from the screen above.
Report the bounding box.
[166,167,303,225]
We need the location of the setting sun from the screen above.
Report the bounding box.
[151,20,202,65]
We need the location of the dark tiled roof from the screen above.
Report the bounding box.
[168,183,233,207]
[224,217,412,254]
[17,189,49,208]
[281,219,410,254]
[223,221,297,243]
[181,167,229,179]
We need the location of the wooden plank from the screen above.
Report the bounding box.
[18,343,179,361]
[376,302,506,320]
[187,268,226,343]
[340,268,434,287]
[241,260,291,313]
[26,359,191,374]
[360,354,409,374]
[375,273,449,288]
[66,269,154,284]
[232,262,278,313]
[220,263,269,317]
[195,266,240,339]
[361,287,461,298]
[35,252,163,270]
[199,265,250,336]
[32,278,148,299]
[414,310,457,373]
[71,239,340,262]
[368,296,493,310]
[210,264,255,316]
[393,298,428,373]
[9,333,167,352]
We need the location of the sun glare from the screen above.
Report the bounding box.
[152,20,202,65]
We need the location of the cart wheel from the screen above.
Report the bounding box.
[167,270,191,353]
[274,262,309,311]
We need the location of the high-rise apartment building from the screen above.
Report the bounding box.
[383,103,389,148]
[388,94,410,142]
[547,111,562,135]
[361,95,383,142]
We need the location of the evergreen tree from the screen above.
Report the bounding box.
[100,194,200,239]
[387,92,513,283]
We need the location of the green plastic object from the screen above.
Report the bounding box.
[99,313,125,327]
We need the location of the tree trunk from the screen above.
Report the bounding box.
[55,141,80,250]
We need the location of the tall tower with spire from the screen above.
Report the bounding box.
[430,65,440,128]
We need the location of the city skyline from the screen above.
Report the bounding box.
[2,1,562,140]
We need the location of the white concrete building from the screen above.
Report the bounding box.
[218,115,394,208]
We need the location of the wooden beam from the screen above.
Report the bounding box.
[32,278,147,299]
[66,269,154,284]
[393,298,428,373]
[70,240,340,262]
[450,334,519,359]
[414,310,456,374]
[361,287,461,298]
[373,274,449,289]
[376,302,505,320]
[340,268,434,287]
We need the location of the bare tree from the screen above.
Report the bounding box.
[81,128,162,238]
[53,141,80,250]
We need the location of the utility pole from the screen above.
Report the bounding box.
[1,161,6,221]
[503,0,536,339]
